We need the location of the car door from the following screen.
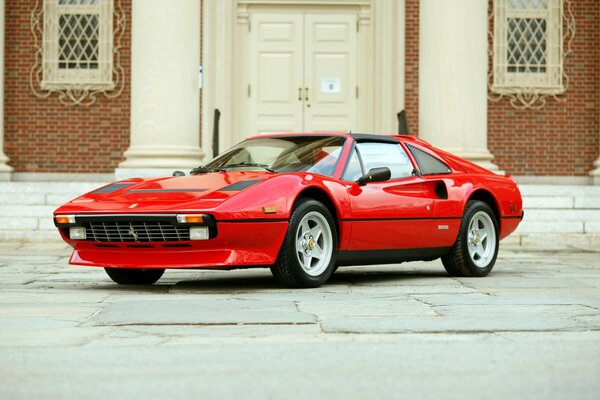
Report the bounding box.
[342,139,435,251]
[403,142,463,248]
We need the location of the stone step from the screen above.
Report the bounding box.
[522,196,600,209]
[0,182,101,194]
[519,184,600,197]
[0,182,599,248]
[0,192,88,206]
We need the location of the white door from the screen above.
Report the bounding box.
[248,13,304,135]
[304,14,357,132]
[248,11,358,134]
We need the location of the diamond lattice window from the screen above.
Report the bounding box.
[492,0,564,94]
[42,0,114,90]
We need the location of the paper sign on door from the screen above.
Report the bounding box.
[321,77,341,94]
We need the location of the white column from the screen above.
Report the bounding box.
[591,21,600,184]
[116,0,203,179]
[418,0,500,172]
[0,0,13,181]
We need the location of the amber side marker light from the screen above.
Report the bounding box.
[176,214,205,224]
[55,215,76,224]
[262,206,277,214]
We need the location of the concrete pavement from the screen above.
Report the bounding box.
[1,243,599,399]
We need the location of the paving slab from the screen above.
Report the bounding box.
[0,245,599,400]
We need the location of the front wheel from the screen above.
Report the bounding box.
[270,199,337,288]
[104,268,165,285]
[441,200,499,277]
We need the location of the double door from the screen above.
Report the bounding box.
[248,12,358,134]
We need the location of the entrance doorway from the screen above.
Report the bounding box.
[247,11,358,135]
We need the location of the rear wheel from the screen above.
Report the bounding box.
[270,199,337,288]
[441,200,499,277]
[104,268,165,285]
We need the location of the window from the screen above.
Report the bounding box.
[205,136,346,177]
[491,0,566,96]
[406,144,451,175]
[42,0,114,90]
[355,142,413,180]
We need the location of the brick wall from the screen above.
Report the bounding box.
[404,0,599,176]
[404,0,419,135]
[4,0,131,173]
[488,0,599,176]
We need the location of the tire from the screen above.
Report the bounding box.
[270,199,337,288]
[441,200,499,277]
[104,268,165,285]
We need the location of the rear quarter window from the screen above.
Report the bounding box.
[406,144,452,175]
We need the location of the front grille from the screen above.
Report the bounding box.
[85,221,190,242]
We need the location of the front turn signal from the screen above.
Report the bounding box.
[55,215,76,225]
[176,214,205,224]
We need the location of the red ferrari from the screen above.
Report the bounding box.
[54,133,523,288]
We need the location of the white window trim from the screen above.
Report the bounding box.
[30,0,126,106]
[488,0,576,109]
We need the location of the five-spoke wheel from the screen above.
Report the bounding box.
[442,200,499,277]
[271,199,337,288]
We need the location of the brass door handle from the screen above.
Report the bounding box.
[298,88,302,101]
[304,87,309,101]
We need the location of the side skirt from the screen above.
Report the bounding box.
[336,247,451,266]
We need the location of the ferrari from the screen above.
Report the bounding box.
[54,133,523,288]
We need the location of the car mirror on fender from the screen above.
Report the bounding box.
[356,167,391,186]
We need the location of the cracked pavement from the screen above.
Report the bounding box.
[1,243,599,399]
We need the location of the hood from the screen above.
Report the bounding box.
[58,171,275,214]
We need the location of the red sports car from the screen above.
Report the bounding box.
[54,133,523,288]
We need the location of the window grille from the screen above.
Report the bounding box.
[489,0,575,109]
[31,0,126,105]
[43,0,113,88]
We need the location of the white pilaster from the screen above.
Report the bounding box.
[0,0,13,181]
[418,0,500,172]
[116,0,203,179]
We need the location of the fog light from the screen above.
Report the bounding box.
[69,226,87,240]
[189,226,209,240]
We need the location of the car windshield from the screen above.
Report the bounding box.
[204,136,347,176]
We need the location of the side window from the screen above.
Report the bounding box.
[341,147,363,182]
[356,142,413,180]
[406,144,451,175]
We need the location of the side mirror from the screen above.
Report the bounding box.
[356,167,391,186]
[172,170,186,177]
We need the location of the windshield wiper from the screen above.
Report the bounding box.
[219,162,277,173]
[190,166,227,174]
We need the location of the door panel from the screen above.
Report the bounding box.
[304,14,357,132]
[247,11,358,134]
[249,14,304,135]
[347,178,436,250]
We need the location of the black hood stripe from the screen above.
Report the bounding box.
[91,183,134,194]
[219,179,264,192]
[127,189,207,193]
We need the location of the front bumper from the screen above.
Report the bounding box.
[65,221,288,269]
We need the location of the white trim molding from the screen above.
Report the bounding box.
[30,0,126,106]
[591,17,600,185]
[0,0,13,181]
[488,0,576,109]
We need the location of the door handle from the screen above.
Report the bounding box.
[298,88,302,101]
[304,87,309,101]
